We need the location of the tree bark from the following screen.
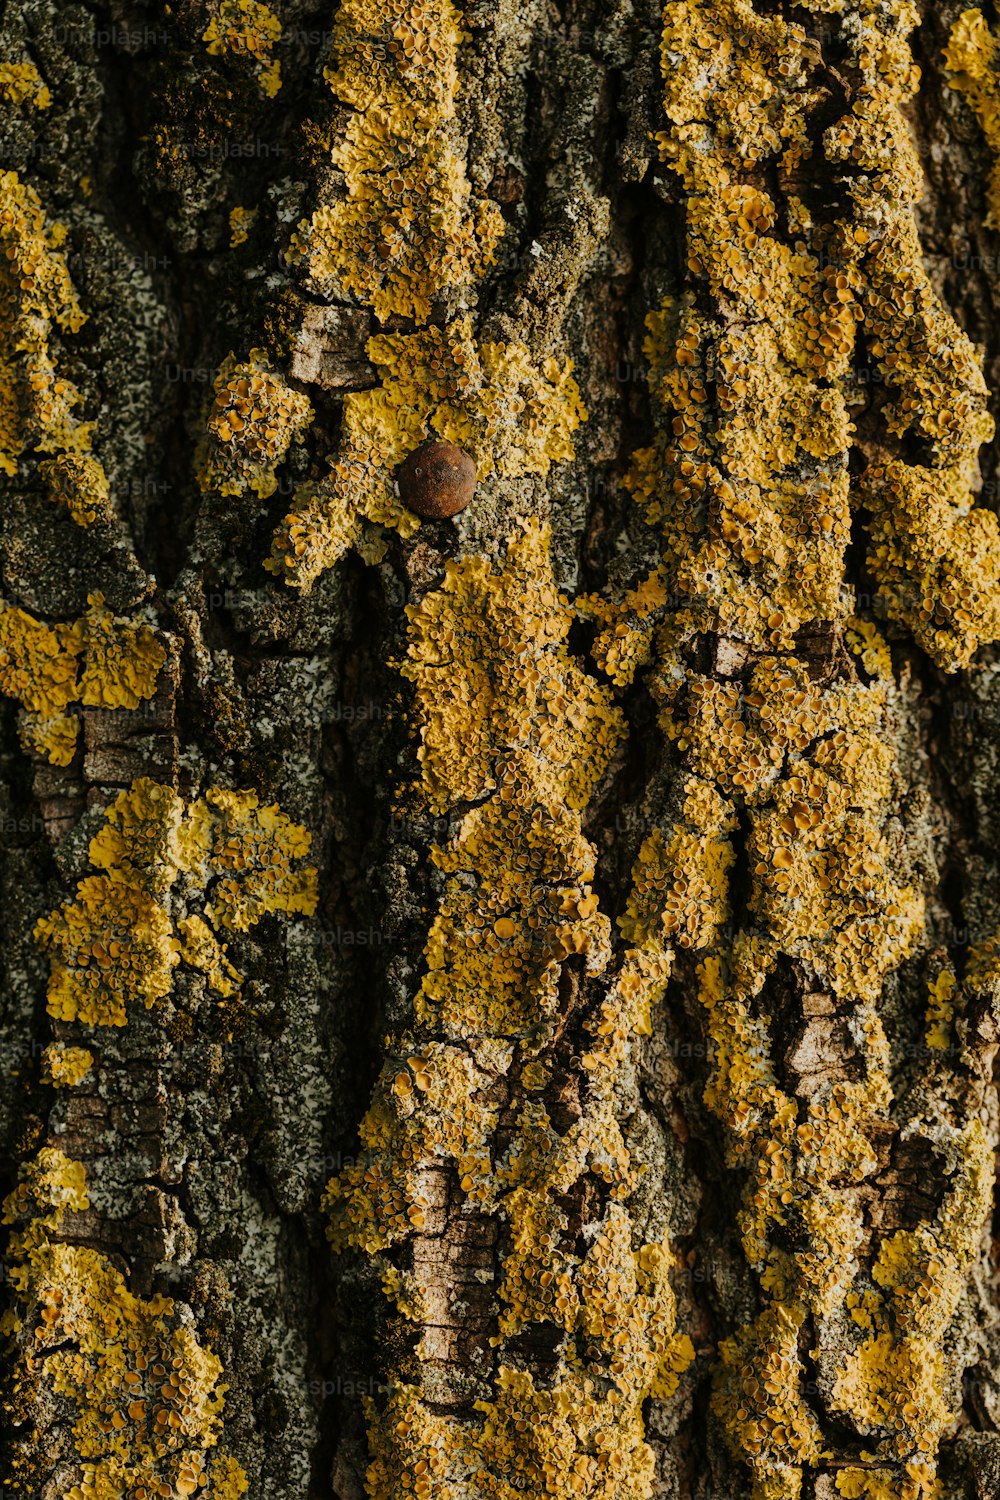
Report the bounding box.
[3,2,1000,1498]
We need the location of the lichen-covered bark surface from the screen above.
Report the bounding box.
[4,2,1000,1498]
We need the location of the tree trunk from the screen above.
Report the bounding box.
[4,1,1000,1497]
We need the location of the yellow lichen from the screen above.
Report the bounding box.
[77,594,167,710]
[366,1293,693,1500]
[944,10,1000,227]
[0,61,51,110]
[830,1117,992,1477]
[399,523,620,814]
[326,523,691,1496]
[266,0,587,588]
[2,1150,247,1499]
[924,970,956,1052]
[862,459,1000,671]
[621,781,736,955]
[0,595,166,765]
[176,916,242,999]
[596,2,997,1494]
[0,605,79,717]
[846,617,893,681]
[417,796,611,1039]
[0,171,109,480]
[203,0,282,98]
[288,0,502,322]
[40,453,113,527]
[836,1465,942,1500]
[620,641,976,1491]
[199,788,318,931]
[40,1043,94,1088]
[37,872,180,1027]
[199,349,313,500]
[35,778,317,1027]
[713,1304,822,1500]
[18,709,80,767]
[266,322,585,588]
[228,205,256,247]
[622,291,854,654]
[629,1,1000,673]
[578,568,670,687]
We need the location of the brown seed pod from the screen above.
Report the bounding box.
[397,439,477,519]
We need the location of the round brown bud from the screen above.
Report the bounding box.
[397,440,476,519]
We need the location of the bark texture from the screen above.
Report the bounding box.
[3,2,1000,1499]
